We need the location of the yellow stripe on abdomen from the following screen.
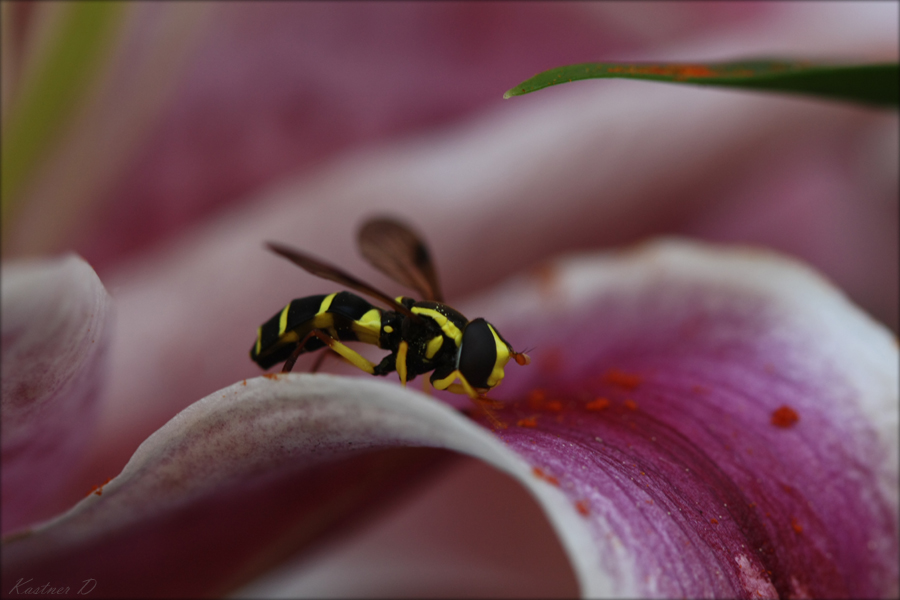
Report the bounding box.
[312,293,337,329]
[277,303,292,336]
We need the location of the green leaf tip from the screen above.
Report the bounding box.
[504,60,899,108]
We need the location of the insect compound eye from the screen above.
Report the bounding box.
[458,318,498,390]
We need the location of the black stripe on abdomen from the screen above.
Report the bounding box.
[251,294,327,368]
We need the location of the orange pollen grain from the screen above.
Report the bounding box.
[528,388,546,404]
[575,500,590,516]
[710,518,719,524]
[528,389,563,412]
[771,406,800,428]
[532,467,560,486]
[586,397,611,411]
[87,477,112,497]
[263,373,280,380]
[517,417,538,428]
[791,518,803,534]
[603,369,642,389]
[624,399,639,411]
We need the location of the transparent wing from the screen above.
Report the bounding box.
[357,217,444,302]
[265,241,416,318]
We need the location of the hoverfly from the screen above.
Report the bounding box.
[250,217,530,399]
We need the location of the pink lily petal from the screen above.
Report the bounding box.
[4,240,896,597]
[460,240,898,597]
[1,255,112,534]
[236,240,899,597]
[1,376,575,597]
[70,66,895,499]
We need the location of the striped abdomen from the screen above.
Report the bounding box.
[250,291,382,369]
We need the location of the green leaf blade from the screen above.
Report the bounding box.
[503,61,899,108]
[1,1,127,227]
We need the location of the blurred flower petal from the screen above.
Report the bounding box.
[2,2,208,258]
[4,240,896,597]
[1,254,111,533]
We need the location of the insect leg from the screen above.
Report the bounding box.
[282,335,312,373]
[433,369,481,399]
[396,341,409,386]
[283,329,329,373]
[307,330,377,374]
[445,378,478,399]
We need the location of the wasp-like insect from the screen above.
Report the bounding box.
[250,217,530,399]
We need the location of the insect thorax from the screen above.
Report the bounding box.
[397,301,468,377]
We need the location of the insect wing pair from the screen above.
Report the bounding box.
[250,218,529,398]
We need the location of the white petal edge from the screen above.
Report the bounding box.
[2,373,624,596]
[1,254,112,530]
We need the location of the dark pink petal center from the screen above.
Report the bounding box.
[472,278,897,598]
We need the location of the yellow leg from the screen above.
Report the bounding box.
[397,340,409,386]
[434,370,483,400]
[305,330,376,374]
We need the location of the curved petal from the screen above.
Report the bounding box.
[1,376,581,597]
[461,239,898,597]
[3,240,896,598]
[1,254,112,534]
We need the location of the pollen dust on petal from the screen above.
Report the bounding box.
[263,373,281,380]
[586,397,610,411]
[528,389,546,409]
[85,477,112,497]
[532,467,560,487]
[526,389,562,412]
[575,500,590,517]
[517,416,538,428]
[623,399,639,411]
[771,405,799,428]
[602,369,642,390]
